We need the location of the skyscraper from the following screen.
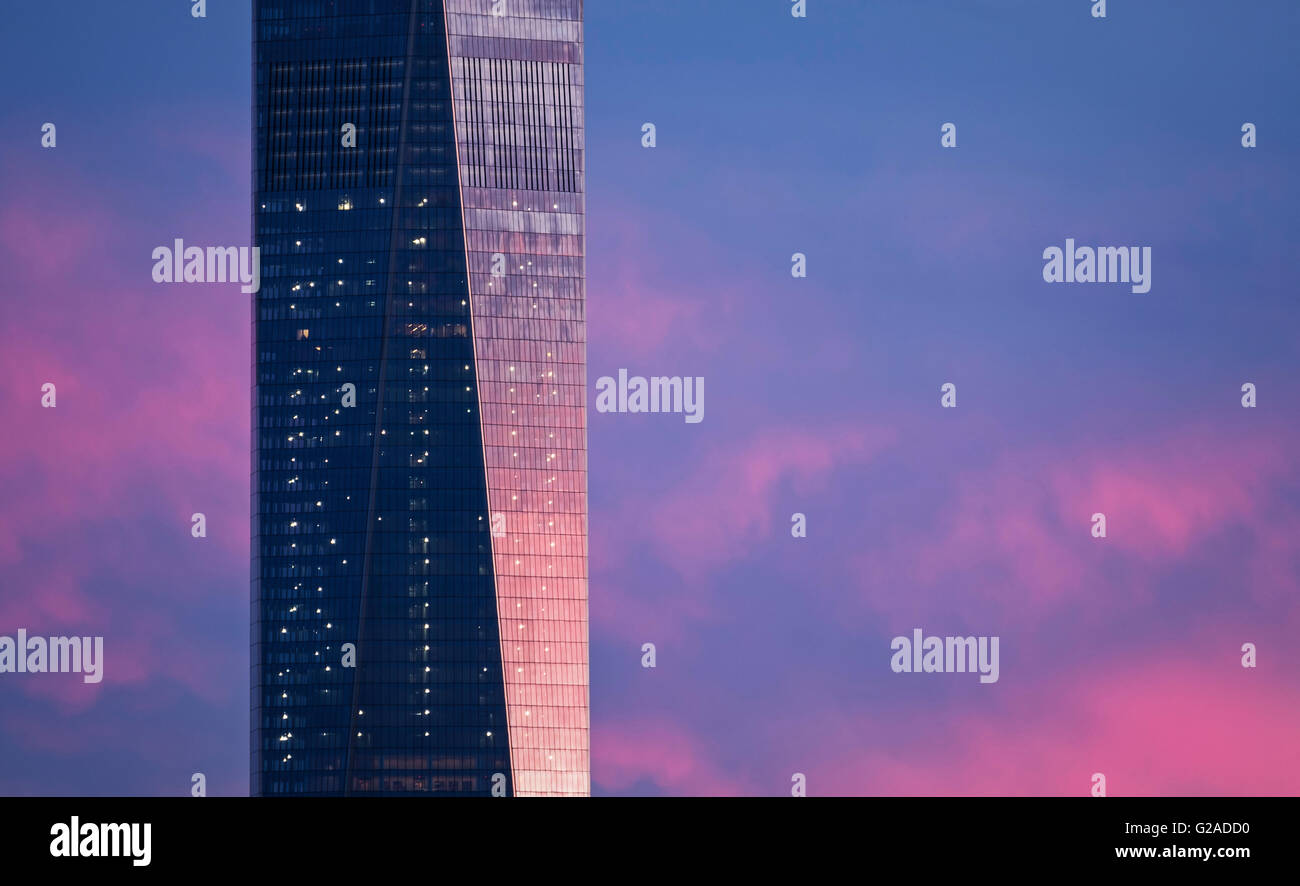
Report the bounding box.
[252,0,587,796]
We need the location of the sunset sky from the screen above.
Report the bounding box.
[1,0,1297,795]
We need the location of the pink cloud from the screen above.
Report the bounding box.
[1050,431,1291,559]
[647,424,895,576]
[0,166,248,721]
[0,329,248,568]
[855,421,1300,624]
[819,651,1300,796]
[592,211,743,359]
[592,422,894,643]
[0,200,119,282]
[594,718,751,796]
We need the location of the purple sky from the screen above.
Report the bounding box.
[0,1,1297,795]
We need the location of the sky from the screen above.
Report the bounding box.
[0,0,1298,796]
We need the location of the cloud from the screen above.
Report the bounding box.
[593,717,751,796]
[592,422,894,643]
[853,421,1300,624]
[818,650,1300,796]
[0,163,247,725]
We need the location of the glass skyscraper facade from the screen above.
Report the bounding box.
[252,0,586,796]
